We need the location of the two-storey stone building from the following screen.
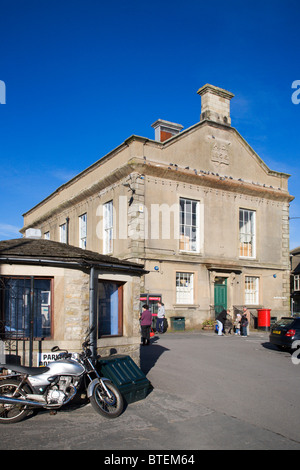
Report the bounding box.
[21,84,294,328]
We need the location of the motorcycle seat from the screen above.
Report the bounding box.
[0,363,50,376]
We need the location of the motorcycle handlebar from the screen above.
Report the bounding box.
[51,327,95,357]
[57,352,72,360]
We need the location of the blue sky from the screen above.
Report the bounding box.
[1,0,300,247]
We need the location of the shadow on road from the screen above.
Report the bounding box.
[261,341,295,357]
[261,342,279,351]
[139,336,170,375]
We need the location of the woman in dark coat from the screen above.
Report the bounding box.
[140,304,153,346]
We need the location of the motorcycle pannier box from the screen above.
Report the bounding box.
[97,355,152,404]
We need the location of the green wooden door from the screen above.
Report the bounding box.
[214,277,227,317]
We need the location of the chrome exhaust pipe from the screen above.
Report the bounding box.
[0,395,46,407]
[0,385,77,408]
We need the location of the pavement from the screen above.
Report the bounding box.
[1,329,300,452]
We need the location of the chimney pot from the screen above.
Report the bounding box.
[151,119,183,142]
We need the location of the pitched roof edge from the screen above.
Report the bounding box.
[0,238,147,275]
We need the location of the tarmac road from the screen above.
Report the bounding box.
[1,330,300,451]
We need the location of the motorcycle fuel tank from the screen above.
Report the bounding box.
[28,359,85,390]
[46,359,85,376]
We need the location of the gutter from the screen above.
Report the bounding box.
[0,256,147,274]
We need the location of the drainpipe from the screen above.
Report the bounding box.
[29,276,34,367]
[89,267,97,359]
[66,217,70,245]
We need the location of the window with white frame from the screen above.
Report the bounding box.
[79,213,87,249]
[179,198,199,252]
[239,209,256,258]
[176,272,194,304]
[294,275,300,291]
[245,276,259,305]
[59,223,67,243]
[103,201,113,254]
[44,231,50,240]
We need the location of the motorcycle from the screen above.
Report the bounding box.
[0,328,124,424]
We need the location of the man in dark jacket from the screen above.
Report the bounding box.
[240,313,249,337]
[216,309,227,336]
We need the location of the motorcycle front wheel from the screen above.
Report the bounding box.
[0,379,32,424]
[90,381,124,418]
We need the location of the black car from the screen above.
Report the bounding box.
[269,317,300,351]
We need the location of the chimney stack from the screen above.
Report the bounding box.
[197,84,234,126]
[151,119,183,142]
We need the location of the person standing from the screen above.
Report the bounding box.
[216,309,227,336]
[156,302,165,334]
[243,307,251,336]
[234,312,241,335]
[140,304,153,346]
[225,309,233,334]
[240,313,249,337]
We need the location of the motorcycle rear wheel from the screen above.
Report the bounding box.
[90,381,123,418]
[0,379,31,424]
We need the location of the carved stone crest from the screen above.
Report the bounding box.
[211,141,231,167]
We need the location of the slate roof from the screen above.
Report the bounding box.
[0,238,146,274]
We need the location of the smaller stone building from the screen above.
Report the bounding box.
[0,236,146,366]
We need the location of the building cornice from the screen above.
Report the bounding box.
[21,155,293,234]
[129,157,294,203]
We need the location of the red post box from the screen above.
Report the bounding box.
[257,308,271,331]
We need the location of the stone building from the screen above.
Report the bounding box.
[0,237,145,365]
[21,84,294,327]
